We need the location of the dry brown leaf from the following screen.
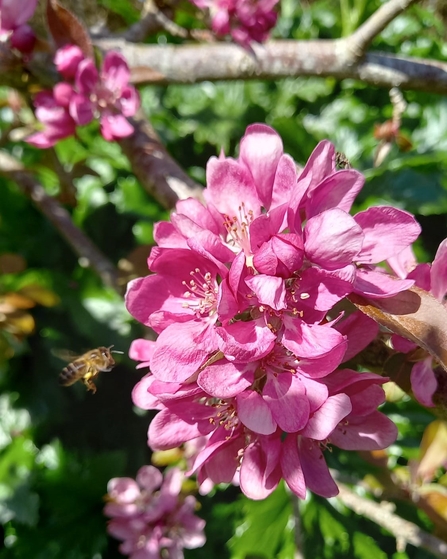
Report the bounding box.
[46,0,93,58]
[350,286,447,373]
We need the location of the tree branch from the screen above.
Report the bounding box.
[345,0,419,59]
[336,483,447,559]
[7,37,447,97]
[93,38,447,95]
[0,151,121,294]
[117,111,204,209]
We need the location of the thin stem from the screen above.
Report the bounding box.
[346,0,420,59]
[337,483,447,559]
[340,0,353,37]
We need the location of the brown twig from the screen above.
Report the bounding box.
[345,0,420,60]
[124,0,177,42]
[117,111,204,209]
[336,483,447,559]
[0,151,121,293]
[122,0,214,43]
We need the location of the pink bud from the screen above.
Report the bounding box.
[10,24,35,53]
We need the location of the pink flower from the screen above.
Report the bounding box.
[142,370,393,500]
[126,124,419,500]
[0,0,37,53]
[388,240,447,406]
[290,140,421,298]
[190,0,279,47]
[126,246,231,382]
[105,466,206,559]
[28,48,140,147]
[26,87,77,148]
[130,341,396,500]
[70,51,140,140]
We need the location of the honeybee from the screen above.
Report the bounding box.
[58,346,121,393]
[335,151,352,170]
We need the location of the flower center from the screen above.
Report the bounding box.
[285,276,309,318]
[181,268,218,318]
[210,400,239,436]
[223,202,254,255]
[265,343,299,376]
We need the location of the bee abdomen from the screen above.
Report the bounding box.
[59,362,82,386]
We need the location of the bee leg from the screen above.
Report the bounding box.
[82,373,97,394]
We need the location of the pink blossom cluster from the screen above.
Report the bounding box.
[126,124,421,500]
[190,0,279,47]
[105,465,206,559]
[27,45,140,148]
[388,240,447,407]
[0,0,37,53]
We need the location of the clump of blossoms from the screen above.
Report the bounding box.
[0,0,37,53]
[388,240,447,407]
[190,0,279,47]
[27,45,140,148]
[126,124,421,500]
[105,465,206,558]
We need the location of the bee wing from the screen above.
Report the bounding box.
[52,348,82,362]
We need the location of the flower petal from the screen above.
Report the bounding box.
[330,411,397,450]
[217,319,276,362]
[239,123,283,209]
[1,0,38,29]
[149,410,205,450]
[236,390,276,435]
[355,206,421,264]
[300,438,338,497]
[69,93,93,125]
[304,209,364,270]
[198,359,254,398]
[263,374,310,432]
[281,435,306,499]
[245,274,287,310]
[410,357,437,407]
[100,114,134,140]
[102,51,130,91]
[431,239,447,302]
[75,58,99,95]
[307,169,364,217]
[240,439,281,500]
[301,394,352,440]
[205,157,261,218]
[353,269,414,298]
[151,321,216,382]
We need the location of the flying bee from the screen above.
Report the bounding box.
[58,346,122,393]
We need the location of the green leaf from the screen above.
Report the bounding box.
[353,532,388,559]
[98,0,140,24]
[229,483,293,559]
